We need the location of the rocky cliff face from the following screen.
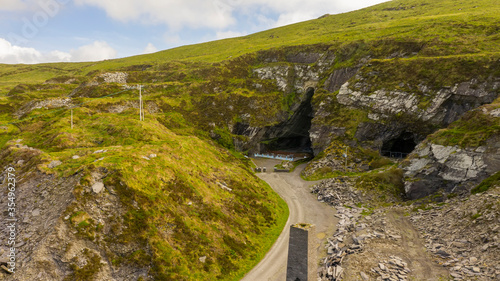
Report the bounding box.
[0,143,150,280]
[233,87,315,153]
[233,47,499,199]
[402,101,500,199]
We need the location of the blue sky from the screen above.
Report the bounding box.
[0,0,388,64]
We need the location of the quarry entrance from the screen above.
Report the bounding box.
[260,87,315,158]
[381,132,417,158]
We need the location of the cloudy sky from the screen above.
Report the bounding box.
[0,0,388,64]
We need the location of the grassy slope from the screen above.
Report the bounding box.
[1,0,499,89]
[2,105,289,280]
[0,0,499,279]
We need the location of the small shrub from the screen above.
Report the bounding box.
[369,157,393,169]
[471,171,500,194]
[64,249,102,281]
[471,213,482,220]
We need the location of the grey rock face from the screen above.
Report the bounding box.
[99,72,128,84]
[337,79,499,127]
[0,146,150,280]
[324,67,359,93]
[233,88,315,154]
[403,136,500,199]
[14,98,73,118]
[48,160,62,168]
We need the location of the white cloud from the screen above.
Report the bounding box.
[1,0,390,63]
[0,0,28,11]
[73,0,390,36]
[142,43,158,54]
[0,38,43,64]
[0,38,116,64]
[69,41,117,62]
[74,0,237,30]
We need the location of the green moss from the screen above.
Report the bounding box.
[471,213,482,220]
[471,171,500,194]
[356,167,405,197]
[64,249,102,281]
[428,107,500,148]
[360,208,374,216]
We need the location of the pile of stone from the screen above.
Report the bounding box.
[317,199,370,280]
[314,177,418,281]
[314,178,372,280]
[280,161,294,170]
[370,256,411,281]
[311,177,362,207]
[99,72,128,84]
[407,187,500,280]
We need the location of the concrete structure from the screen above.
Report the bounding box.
[286,223,316,281]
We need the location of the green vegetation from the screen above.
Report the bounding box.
[471,171,500,194]
[429,97,500,148]
[471,212,483,220]
[355,167,405,197]
[1,0,499,90]
[303,139,393,181]
[64,249,103,281]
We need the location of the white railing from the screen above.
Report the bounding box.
[253,153,309,161]
[253,153,295,161]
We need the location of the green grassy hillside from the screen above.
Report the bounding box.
[0,0,499,279]
[1,0,499,89]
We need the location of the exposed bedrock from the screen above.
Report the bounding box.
[234,88,315,154]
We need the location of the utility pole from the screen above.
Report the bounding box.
[139,85,144,121]
[344,146,348,172]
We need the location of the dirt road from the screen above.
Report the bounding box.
[241,158,338,281]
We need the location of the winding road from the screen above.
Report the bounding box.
[241,158,338,281]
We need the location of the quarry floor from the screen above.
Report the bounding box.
[241,158,464,281]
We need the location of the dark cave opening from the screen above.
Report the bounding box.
[382,132,417,158]
[264,88,315,154]
[266,135,313,152]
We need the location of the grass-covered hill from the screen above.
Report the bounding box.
[0,0,499,280]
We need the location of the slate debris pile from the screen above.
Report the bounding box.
[311,177,362,207]
[312,173,500,281]
[370,256,411,281]
[408,186,500,280]
[317,205,362,280]
[314,178,372,281]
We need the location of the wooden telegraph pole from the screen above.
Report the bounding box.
[138,85,146,121]
[344,146,348,171]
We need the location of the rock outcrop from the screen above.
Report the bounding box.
[337,79,499,126]
[233,87,315,153]
[14,98,73,118]
[0,144,150,280]
[403,102,500,199]
[403,142,500,199]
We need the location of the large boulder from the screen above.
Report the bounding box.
[402,104,500,199]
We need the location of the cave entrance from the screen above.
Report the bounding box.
[263,87,314,156]
[381,132,417,158]
[266,135,312,152]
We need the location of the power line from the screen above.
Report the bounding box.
[1,88,133,126]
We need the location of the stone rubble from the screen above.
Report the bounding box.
[313,174,500,281]
[370,256,410,281]
[99,72,128,84]
[314,178,368,280]
[408,188,500,280]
